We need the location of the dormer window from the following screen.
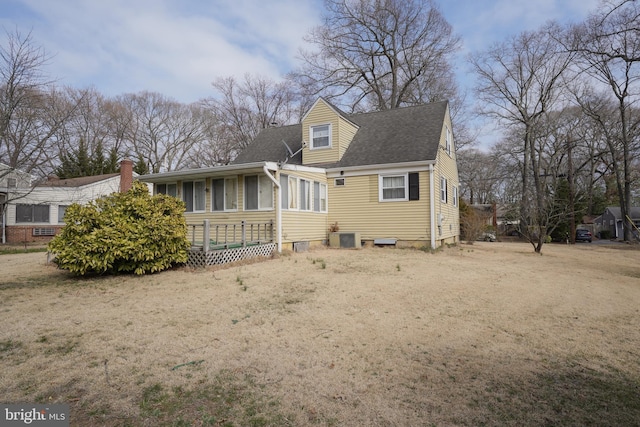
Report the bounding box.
[311,124,331,149]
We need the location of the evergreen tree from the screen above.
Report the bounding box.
[133,156,149,175]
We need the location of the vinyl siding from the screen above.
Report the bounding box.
[327,172,431,241]
[179,174,276,237]
[279,169,328,243]
[302,99,358,165]
[433,111,460,242]
[5,177,123,226]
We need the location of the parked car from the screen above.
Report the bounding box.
[478,232,496,242]
[576,229,592,243]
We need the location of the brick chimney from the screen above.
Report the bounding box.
[119,159,134,193]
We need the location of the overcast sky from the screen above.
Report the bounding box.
[2,0,601,145]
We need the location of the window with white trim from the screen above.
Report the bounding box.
[287,176,298,209]
[183,180,205,212]
[379,174,408,201]
[299,179,311,211]
[314,182,327,212]
[280,174,289,210]
[16,204,50,223]
[244,175,273,210]
[445,125,452,155]
[311,124,331,149]
[211,177,238,211]
[453,185,458,207]
[157,183,177,197]
[58,205,69,223]
[440,176,448,203]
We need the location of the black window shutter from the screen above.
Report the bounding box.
[409,173,419,200]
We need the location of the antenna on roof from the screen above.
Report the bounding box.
[281,140,294,157]
[280,140,304,164]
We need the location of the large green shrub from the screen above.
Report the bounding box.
[48,181,190,275]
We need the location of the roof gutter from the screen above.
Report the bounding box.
[139,162,278,182]
[326,160,435,177]
[262,165,282,253]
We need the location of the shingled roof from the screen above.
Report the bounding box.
[37,173,120,188]
[232,100,449,168]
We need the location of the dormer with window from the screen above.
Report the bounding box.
[301,98,359,166]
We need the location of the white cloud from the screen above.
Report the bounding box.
[6,0,321,103]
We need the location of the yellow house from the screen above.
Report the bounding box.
[141,98,459,255]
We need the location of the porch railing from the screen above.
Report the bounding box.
[187,219,274,252]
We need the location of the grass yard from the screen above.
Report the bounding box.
[1,242,639,426]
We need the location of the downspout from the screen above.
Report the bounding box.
[263,165,282,253]
[429,164,436,250]
[1,203,5,244]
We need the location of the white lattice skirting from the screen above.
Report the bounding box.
[187,243,277,267]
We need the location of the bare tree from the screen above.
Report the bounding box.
[470,23,575,252]
[291,0,461,112]
[204,74,300,156]
[457,148,502,204]
[568,0,640,241]
[117,92,204,173]
[0,28,62,175]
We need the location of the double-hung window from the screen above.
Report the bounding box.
[380,174,408,201]
[244,175,273,210]
[313,182,327,212]
[441,177,448,203]
[211,178,238,211]
[16,204,50,223]
[310,124,331,149]
[157,183,177,197]
[445,126,452,155]
[379,173,420,202]
[183,180,205,212]
[453,185,458,207]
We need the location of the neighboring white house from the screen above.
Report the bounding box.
[1,160,135,244]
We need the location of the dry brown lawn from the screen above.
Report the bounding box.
[1,242,639,426]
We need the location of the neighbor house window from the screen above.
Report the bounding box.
[7,178,16,188]
[311,124,331,149]
[183,180,205,212]
[244,175,273,210]
[157,183,177,197]
[379,174,408,201]
[58,205,69,223]
[441,176,448,203]
[299,179,311,211]
[314,182,327,212]
[211,178,238,211]
[452,185,458,207]
[16,204,49,223]
[445,126,452,155]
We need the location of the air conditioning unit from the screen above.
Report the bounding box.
[329,232,361,248]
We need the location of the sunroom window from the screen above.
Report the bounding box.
[183,180,205,212]
[212,178,238,211]
[245,175,273,210]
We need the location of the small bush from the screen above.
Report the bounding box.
[48,181,190,275]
